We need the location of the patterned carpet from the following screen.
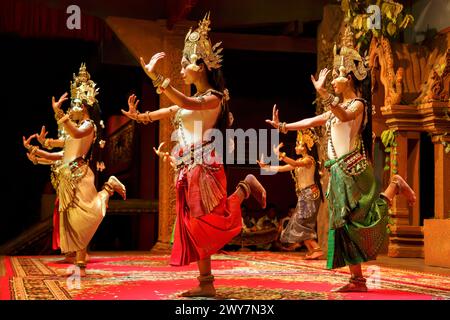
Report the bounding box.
[1,252,450,300]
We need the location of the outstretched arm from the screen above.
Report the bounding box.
[36,126,65,149]
[268,143,315,168]
[140,53,222,111]
[266,104,330,132]
[257,162,294,173]
[26,153,57,165]
[284,113,330,131]
[23,135,64,161]
[121,94,179,123]
[33,149,64,161]
[280,155,314,168]
[266,105,330,133]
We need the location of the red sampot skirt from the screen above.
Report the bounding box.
[170,164,242,266]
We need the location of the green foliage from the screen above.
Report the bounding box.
[381,128,398,172]
[340,0,414,51]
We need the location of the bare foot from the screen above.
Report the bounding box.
[108,176,127,200]
[331,280,367,292]
[304,250,324,260]
[244,174,267,209]
[392,175,416,206]
[179,284,216,297]
[281,243,302,252]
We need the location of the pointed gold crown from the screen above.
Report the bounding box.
[297,129,317,151]
[183,12,223,70]
[333,25,368,81]
[70,63,99,107]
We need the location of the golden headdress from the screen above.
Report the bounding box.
[183,12,223,71]
[333,26,368,82]
[69,64,106,171]
[297,129,317,151]
[70,63,99,107]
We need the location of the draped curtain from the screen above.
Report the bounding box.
[166,0,198,29]
[0,0,112,41]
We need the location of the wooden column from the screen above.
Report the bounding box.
[387,130,423,258]
[153,29,191,251]
[432,135,450,219]
[105,18,191,252]
[315,4,344,255]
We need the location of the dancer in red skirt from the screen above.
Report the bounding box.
[122,13,267,297]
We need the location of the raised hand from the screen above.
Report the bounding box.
[153,142,170,158]
[22,134,37,150]
[310,68,330,95]
[52,92,68,112]
[26,152,37,164]
[153,142,176,167]
[121,94,140,120]
[140,52,166,80]
[36,126,48,145]
[256,154,269,168]
[265,104,280,128]
[273,142,284,157]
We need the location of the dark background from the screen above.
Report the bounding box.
[0,0,319,251]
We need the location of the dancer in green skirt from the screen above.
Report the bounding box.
[266,26,416,292]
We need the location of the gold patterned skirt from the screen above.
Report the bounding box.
[54,158,107,253]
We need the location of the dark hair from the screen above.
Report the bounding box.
[306,143,325,202]
[84,102,105,181]
[348,72,373,162]
[194,58,229,131]
[193,57,231,163]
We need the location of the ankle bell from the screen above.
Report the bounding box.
[197,274,215,284]
[237,181,250,199]
[350,275,366,284]
[102,182,114,196]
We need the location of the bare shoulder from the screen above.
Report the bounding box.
[348,100,364,114]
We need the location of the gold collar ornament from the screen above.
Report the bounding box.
[183,12,223,71]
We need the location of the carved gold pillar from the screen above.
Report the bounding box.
[432,135,450,219]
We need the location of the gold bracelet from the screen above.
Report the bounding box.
[54,109,65,121]
[141,111,154,125]
[156,78,171,94]
[279,122,288,134]
[152,74,164,88]
[30,146,39,156]
[43,139,53,150]
[279,152,286,161]
[57,114,70,125]
[135,110,142,123]
[322,93,339,108]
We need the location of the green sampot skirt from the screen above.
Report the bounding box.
[325,154,389,269]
